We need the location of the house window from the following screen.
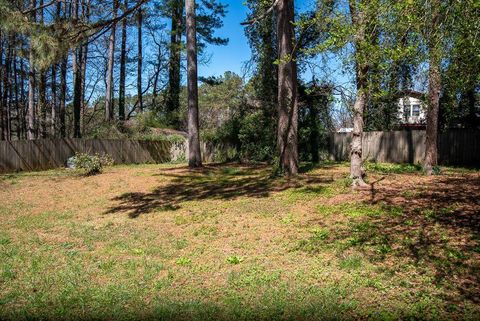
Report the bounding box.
[412,105,420,116]
[404,105,411,119]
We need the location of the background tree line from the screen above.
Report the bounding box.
[0,0,478,177]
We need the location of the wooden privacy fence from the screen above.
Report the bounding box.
[0,139,175,173]
[329,130,480,166]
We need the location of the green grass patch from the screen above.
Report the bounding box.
[365,162,422,174]
[317,202,403,218]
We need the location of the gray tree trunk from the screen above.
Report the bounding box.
[424,0,441,175]
[349,0,368,188]
[27,0,36,140]
[166,0,184,127]
[105,0,118,121]
[276,0,298,176]
[186,0,202,167]
[38,0,47,138]
[72,0,82,137]
[137,6,143,112]
[118,0,128,121]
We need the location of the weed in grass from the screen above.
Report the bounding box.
[445,248,467,261]
[339,254,363,270]
[226,255,243,265]
[294,228,330,253]
[228,266,281,289]
[0,233,11,246]
[280,213,294,224]
[174,215,190,225]
[176,257,192,266]
[193,225,218,237]
[174,239,189,250]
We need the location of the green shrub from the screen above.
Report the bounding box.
[70,153,114,175]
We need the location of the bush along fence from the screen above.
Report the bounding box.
[329,130,480,167]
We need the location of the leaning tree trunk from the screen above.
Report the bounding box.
[424,0,441,175]
[276,0,298,176]
[186,0,202,167]
[137,6,143,112]
[118,0,128,121]
[166,0,184,128]
[348,0,369,188]
[105,0,118,121]
[27,0,36,140]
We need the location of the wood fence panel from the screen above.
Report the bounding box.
[0,139,174,173]
[329,130,479,167]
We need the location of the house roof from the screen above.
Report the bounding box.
[397,90,425,100]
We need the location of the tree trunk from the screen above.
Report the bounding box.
[20,57,27,139]
[50,1,62,137]
[137,6,143,113]
[118,0,128,121]
[14,52,21,139]
[0,32,3,140]
[80,0,90,133]
[166,0,184,128]
[152,46,161,109]
[38,0,47,138]
[186,0,202,167]
[51,64,57,137]
[72,0,82,137]
[27,0,36,140]
[105,0,118,121]
[424,0,441,175]
[276,0,298,176]
[0,33,11,140]
[349,0,369,188]
[59,56,67,138]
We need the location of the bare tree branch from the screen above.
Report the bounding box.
[240,0,280,26]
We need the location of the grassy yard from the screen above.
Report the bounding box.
[0,162,479,320]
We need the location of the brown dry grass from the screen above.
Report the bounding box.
[0,162,479,320]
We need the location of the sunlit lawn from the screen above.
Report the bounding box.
[0,162,479,320]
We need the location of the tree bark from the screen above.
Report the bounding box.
[38,0,47,138]
[105,0,118,121]
[118,0,128,121]
[59,55,67,138]
[424,0,441,175]
[27,0,36,140]
[72,0,82,137]
[0,32,4,141]
[276,0,298,176]
[80,0,90,133]
[14,52,21,139]
[186,0,202,167]
[137,6,143,112]
[349,0,369,187]
[20,57,27,139]
[166,0,184,128]
[1,33,9,141]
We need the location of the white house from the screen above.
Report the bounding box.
[397,91,427,125]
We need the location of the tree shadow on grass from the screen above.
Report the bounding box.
[334,174,480,305]
[105,164,334,218]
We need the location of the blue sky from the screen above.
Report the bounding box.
[198,0,319,79]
